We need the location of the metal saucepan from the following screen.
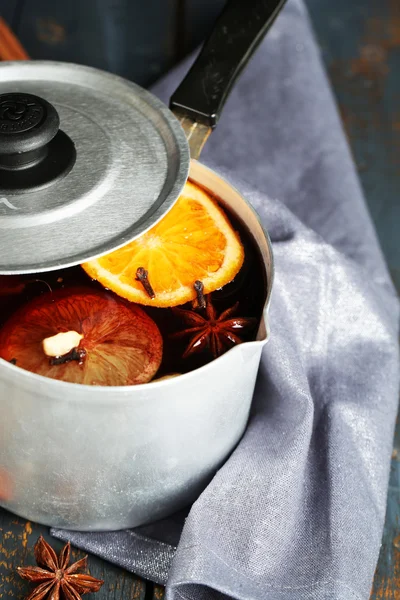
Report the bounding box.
[0,0,284,529]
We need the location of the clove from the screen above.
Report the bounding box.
[50,347,86,366]
[194,280,206,309]
[135,267,155,299]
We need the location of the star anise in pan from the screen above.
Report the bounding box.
[17,535,104,600]
[171,293,257,359]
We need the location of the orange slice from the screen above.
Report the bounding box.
[82,181,245,307]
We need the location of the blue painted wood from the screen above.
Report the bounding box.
[0,0,21,28]
[372,426,400,598]
[2,0,227,86]
[305,0,400,597]
[0,507,148,599]
[306,0,400,295]
[9,0,178,86]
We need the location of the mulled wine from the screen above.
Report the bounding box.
[0,182,267,385]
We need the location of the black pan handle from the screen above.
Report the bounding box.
[170,0,287,129]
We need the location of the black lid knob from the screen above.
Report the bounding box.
[0,93,61,171]
[0,92,76,192]
[0,93,59,159]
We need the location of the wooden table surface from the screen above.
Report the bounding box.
[0,0,399,598]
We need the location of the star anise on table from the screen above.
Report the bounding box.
[17,535,104,600]
[171,294,257,359]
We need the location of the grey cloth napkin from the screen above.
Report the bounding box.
[52,1,400,598]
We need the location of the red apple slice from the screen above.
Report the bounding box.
[0,288,163,386]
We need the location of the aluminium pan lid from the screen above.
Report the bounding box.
[0,61,189,274]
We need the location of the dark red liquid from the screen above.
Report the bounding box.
[0,204,267,382]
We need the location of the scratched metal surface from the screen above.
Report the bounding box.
[0,0,399,599]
